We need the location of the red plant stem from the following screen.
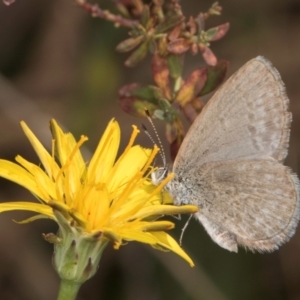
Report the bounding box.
[76,0,139,28]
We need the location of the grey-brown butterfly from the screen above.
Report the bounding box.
[154,56,300,252]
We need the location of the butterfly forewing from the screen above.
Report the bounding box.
[174,56,291,170]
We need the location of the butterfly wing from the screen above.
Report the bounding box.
[174,56,291,172]
[170,56,300,252]
[184,159,300,252]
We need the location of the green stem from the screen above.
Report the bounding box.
[57,279,82,300]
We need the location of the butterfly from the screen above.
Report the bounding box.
[153,56,300,252]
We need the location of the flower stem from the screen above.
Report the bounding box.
[57,279,82,300]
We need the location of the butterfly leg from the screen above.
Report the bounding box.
[196,213,238,252]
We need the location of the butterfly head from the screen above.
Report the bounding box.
[151,166,182,205]
[151,166,178,196]
[151,167,169,186]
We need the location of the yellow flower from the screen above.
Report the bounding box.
[0,119,198,277]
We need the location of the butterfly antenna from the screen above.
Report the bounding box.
[143,109,166,168]
[141,123,156,146]
[179,214,193,245]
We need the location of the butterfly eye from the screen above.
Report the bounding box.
[151,167,168,185]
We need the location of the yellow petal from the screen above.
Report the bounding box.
[152,232,195,267]
[16,156,56,201]
[20,121,60,179]
[0,202,54,218]
[106,146,151,193]
[113,228,158,245]
[0,160,46,198]
[130,205,198,221]
[88,119,120,183]
[77,184,111,231]
[50,119,86,176]
[134,220,175,231]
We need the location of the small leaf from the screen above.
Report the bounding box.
[187,16,196,35]
[167,54,183,79]
[208,2,223,16]
[199,60,228,96]
[166,118,185,161]
[168,38,191,54]
[116,35,145,53]
[169,125,184,161]
[119,84,159,117]
[119,83,162,103]
[190,43,198,55]
[175,68,207,106]
[121,98,158,117]
[182,103,198,123]
[166,122,178,144]
[168,24,182,41]
[115,2,130,18]
[153,110,165,120]
[155,14,184,34]
[158,99,178,123]
[206,22,230,41]
[199,44,217,66]
[141,5,150,27]
[158,98,171,110]
[125,41,149,67]
[152,55,171,99]
[145,16,156,31]
[190,98,205,113]
[157,37,169,57]
[205,28,218,41]
[148,39,156,54]
[132,86,163,103]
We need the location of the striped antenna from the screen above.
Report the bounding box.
[143,109,166,167]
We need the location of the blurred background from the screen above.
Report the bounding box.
[0,0,300,299]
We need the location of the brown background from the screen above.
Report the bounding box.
[0,0,300,299]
